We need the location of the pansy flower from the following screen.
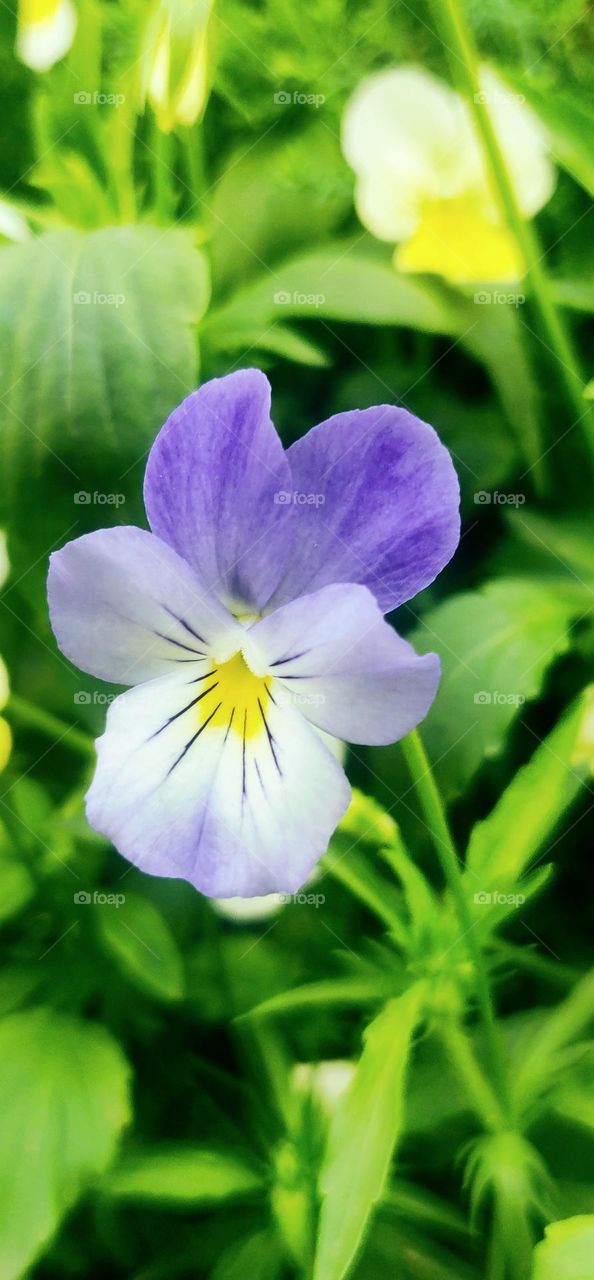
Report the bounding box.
[342,65,555,284]
[48,370,459,897]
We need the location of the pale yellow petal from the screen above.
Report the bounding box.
[395,194,524,284]
[0,718,11,773]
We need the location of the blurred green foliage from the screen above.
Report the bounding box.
[0,0,594,1278]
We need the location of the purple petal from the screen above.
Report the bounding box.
[245,583,440,744]
[86,671,351,897]
[144,369,294,612]
[267,404,460,614]
[48,527,241,684]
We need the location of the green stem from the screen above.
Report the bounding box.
[6,695,95,760]
[150,118,176,221]
[439,1017,506,1131]
[323,848,409,942]
[435,0,594,469]
[180,123,206,208]
[400,729,510,1112]
[492,938,581,989]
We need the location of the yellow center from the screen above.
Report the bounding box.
[395,194,524,284]
[198,651,271,740]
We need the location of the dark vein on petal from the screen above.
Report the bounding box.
[153,629,206,657]
[241,709,247,800]
[161,605,207,645]
[258,697,282,777]
[166,701,222,776]
[254,759,265,793]
[150,683,219,739]
[269,649,308,667]
[223,708,235,742]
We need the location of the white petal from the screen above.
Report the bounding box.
[17,0,77,72]
[342,65,482,241]
[479,66,555,218]
[86,669,351,898]
[48,528,242,685]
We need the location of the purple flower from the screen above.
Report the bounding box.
[48,370,459,897]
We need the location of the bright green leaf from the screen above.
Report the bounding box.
[0,1006,131,1280]
[464,690,589,905]
[314,982,425,1280]
[103,1145,263,1206]
[532,1215,594,1280]
[245,979,387,1022]
[412,579,582,800]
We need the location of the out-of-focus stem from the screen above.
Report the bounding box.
[434,0,594,471]
[400,729,510,1114]
[7,694,95,759]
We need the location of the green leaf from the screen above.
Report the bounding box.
[520,82,594,199]
[0,1006,131,1280]
[532,1215,594,1280]
[210,1229,284,1280]
[0,853,34,924]
[204,246,466,356]
[504,508,594,586]
[0,226,209,506]
[412,579,582,800]
[96,892,185,1003]
[245,979,387,1022]
[464,690,590,898]
[103,1145,263,1206]
[463,303,543,476]
[240,322,330,367]
[314,983,425,1280]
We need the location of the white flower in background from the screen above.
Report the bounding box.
[292,1060,355,1113]
[0,201,30,243]
[342,64,555,284]
[16,0,77,72]
[141,0,215,132]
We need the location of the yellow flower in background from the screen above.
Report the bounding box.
[0,533,11,773]
[16,0,77,72]
[142,0,215,132]
[342,65,555,285]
